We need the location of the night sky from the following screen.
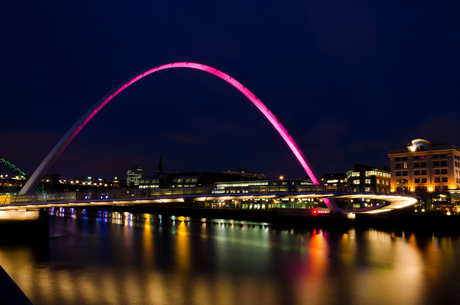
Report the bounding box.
[1,1,460,181]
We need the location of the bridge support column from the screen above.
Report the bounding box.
[0,210,49,242]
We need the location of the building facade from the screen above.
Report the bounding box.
[346,164,391,194]
[388,139,460,193]
[127,167,143,186]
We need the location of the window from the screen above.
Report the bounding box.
[403,163,408,169]
[365,187,371,192]
[402,171,408,176]
[433,154,439,159]
[440,154,447,158]
[442,177,448,183]
[433,161,440,167]
[395,164,401,169]
[365,179,371,184]
[434,170,439,175]
[396,179,401,184]
[402,157,407,161]
[441,161,447,166]
[420,156,427,160]
[413,156,420,160]
[414,178,420,183]
[414,170,420,175]
[402,179,408,184]
[414,162,420,168]
[441,169,448,175]
[376,179,380,184]
[421,162,427,167]
[352,172,360,177]
[421,178,427,183]
[191,178,197,182]
[421,170,427,175]
[353,180,360,184]
[396,172,402,176]
[185,179,191,183]
[395,157,401,161]
[365,171,376,176]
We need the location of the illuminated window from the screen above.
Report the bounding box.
[177,179,183,183]
[186,179,191,182]
[365,187,371,192]
[353,180,360,184]
[403,163,407,169]
[365,179,371,184]
[352,172,360,177]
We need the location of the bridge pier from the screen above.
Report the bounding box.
[0,210,49,242]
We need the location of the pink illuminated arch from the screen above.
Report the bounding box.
[19,63,338,210]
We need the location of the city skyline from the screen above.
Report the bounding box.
[1,1,459,181]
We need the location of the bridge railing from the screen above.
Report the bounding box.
[3,185,413,205]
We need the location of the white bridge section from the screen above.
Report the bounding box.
[0,192,417,214]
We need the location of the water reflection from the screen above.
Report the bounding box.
[2,210,460,304]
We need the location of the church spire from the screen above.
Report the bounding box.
[157,155,163,174]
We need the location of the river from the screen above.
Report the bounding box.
[1,209,460,305]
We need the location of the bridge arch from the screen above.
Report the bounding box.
[19,63,337,210]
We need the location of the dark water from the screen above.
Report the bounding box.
[1,211,460,305]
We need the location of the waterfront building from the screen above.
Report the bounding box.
[321,173,348,191]
[346,164,391,194]
[127,166,143,186]
[389,139,460,212]
[223,168,266,179]
[388,139,460,193]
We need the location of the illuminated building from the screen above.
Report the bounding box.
[389,139,460,193]
[389,139,460,212]
[321,173,348,191]
[346,164,391,193]
[127,166,143,186]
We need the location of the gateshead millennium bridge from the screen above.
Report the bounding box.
[2,62,417,216]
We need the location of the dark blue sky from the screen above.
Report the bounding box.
[1,1,460,181]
